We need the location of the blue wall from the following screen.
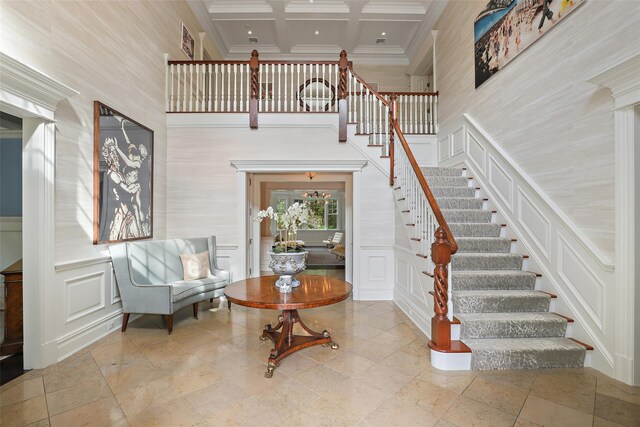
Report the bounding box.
[0,139,22,216]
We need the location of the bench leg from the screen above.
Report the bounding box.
[166,314,174,334]
[193,302,199,319]
[227,300,232,310]
[121,313,130,332]
[210,298,213,303]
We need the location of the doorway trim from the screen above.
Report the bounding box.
[230,160,367,291]
[588,53,640,385]
[0,52,78,369]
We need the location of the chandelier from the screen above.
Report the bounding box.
[302,190,331,200]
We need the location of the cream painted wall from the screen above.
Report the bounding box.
[0,0,217,263]
[433,0,640,257]
[352,64,411,92]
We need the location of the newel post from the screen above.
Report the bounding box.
[338,50,348,142]
[249,49,259,129]
[389,94,397,187]
[431,226,452,350]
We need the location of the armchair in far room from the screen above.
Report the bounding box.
[322,232,343,248]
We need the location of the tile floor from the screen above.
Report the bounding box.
[1,295,639,427]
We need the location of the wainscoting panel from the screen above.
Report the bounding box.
[558,236,604,330]
[405,135,438,167]
[438,114,616,377]
[438,135,451,163]
[393,245,433,339]
[517,189,551,260]
[64,272,105,323]
[466,130,486,174]
[489,155,513,211]
[357,247,394,300]
[451,127,464,156]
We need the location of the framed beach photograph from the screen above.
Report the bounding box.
[474,0,585,88]
[93,101,153,244]
[181,22,195,60]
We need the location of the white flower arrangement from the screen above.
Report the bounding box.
[256,202,311,253]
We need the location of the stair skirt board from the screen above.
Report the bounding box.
[416,167,590,371]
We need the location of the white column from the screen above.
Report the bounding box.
[22,119,57,369]
[431,30,438,93]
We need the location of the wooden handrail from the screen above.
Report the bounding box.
[347,65,390,108]
[379,91,439,96]
[168,60,352,66]
[391,119,458,254]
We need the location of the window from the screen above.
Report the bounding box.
[326,199,338,230]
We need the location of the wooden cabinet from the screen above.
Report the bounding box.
[1,259,23,356]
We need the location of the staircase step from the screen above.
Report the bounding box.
[449,223,501,237]
[463,337,586,370]
[457,237,512,253]
[452,271,537,291]
[453,290,550,313]
[424,176,469,187]
[421,167,464,177]
[431,186,476,198]
[435,197,483,210]
[457,313,568,339]
[452,253,523,271]
[443,209,492,223]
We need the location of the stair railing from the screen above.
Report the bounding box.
[380,92,438,134]
[346,65,391,154]
[389,95,458,351]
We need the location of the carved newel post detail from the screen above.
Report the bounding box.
[389,94,398,187]
[338,50,348,142]
[431,226,452,350]
[249,49,260,129]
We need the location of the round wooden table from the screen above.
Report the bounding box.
[224,275,352,378]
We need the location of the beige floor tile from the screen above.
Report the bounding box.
[433,420,461,427]
[271,352,319,378]
[229,363,288,397]
[100,357,163,395]
[597,377,640,406]
[594,392,640,427]
[0,395,49,427]
[514,419,542,427]
[348,338,408,362]
[519,394,594,427]
[594,417,626,427]
[341,322,385,340]
[363,396,440,427]
[46,375,113,416]
[322,351,376,376]
[254,377,322,419]
[24,419,51,427]
[462,376,529,416]
[400,339,431,358]
[416,368,476,394]
[379,348,430,377]
[442,396,517,427]
[49,396,125,427]
[292,364,350,395]
[0,376,44,407]
[396,378,458,417]
[89,339,141,364]
[43,361,103,394]
[184,378,250,417]
[41,352,95,376]
[476,369,538,390]
[530,372,597,414]
[125,396,205,427]
[385,323,419,339]
[353,363,413,395]
[299,342,342,363]
[0,371,43,393]
[208,395,282,427]
[114,376,183,418]
[323,378,392,419]
[280,397,363,427]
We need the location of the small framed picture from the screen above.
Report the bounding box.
[93,102,154,244]
[181,22,195,60]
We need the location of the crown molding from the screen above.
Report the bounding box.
[208,0,273,14]
[587,53,640,109]
[230,159,368,172]
[0,52,79,120]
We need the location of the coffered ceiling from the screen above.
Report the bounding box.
[188,0,447,65]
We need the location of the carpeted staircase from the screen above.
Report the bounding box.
[420,166,589,370]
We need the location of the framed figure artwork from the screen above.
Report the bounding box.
[181,22,195,60]
[93,101,153,244]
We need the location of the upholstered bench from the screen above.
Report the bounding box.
[110,236,231,334]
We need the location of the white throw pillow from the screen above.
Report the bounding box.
[179,251,211,280]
